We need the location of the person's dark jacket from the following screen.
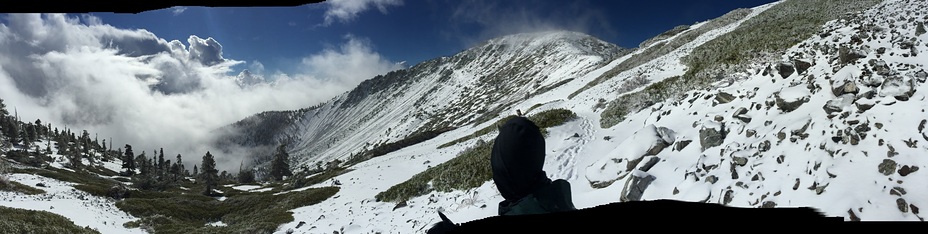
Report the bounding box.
[491,116,576,216]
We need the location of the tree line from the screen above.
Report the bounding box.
[0,98,293,197]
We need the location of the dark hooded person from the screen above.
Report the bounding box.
[427,116,576,234]
[490,116,576,215]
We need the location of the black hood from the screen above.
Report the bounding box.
[491,116,550,202]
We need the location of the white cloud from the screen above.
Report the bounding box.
[323,0,404,25]
[445,0,617,47]
[299,34,404,84]
[0,14,401,172]
[172,7,188,16]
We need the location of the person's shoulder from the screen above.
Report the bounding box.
[536,179,575,212]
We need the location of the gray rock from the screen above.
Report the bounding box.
[794,59,812,75]
[746,129,757,138]
[620,172,656,202]
[833,81,859,96]
[880,76,915,100]
[898,198,909,213]
[706,175,718,184]
[823,101,843,114]
[734,115,752,123]
[915,69,927,83]
[732,157,748,167]
[723,190,734,205]
[774,92,809,112]
[839,46,866,64]
[715,92,736,104]
[879,159,898,176]
[673,140,691,151]
[919,119,926,133]
[637,156,661,172]
[777,61,795,78]
[733,107,748,116]
[761,201,777,208]
[898,165,919,176]
[699,126,727,151]
[656,127,676,145]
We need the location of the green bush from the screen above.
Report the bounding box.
[0,179,45,195]
[116,186,339,234]
[0,206,99,234]
[376,140,494,203]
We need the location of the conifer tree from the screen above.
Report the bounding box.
[137,152,149,176]
[175,154,185,179]
[123,144,136,176]
[200,151,218,196]
[158,148,165,175]
[269,144,293,181]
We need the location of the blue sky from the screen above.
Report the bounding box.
[88,0,778,76]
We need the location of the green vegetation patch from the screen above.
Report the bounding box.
[0,179,45,195]
[0,206,99,234]
[376,140,493,203]
[117,186,339,234]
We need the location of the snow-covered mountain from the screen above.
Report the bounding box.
[4,0,928,232]
[217,30,630,169]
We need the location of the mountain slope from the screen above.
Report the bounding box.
[220,31,630,169]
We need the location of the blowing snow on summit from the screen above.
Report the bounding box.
[2,0,927,233]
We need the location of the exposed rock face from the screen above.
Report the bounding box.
[715,92,736,104]
[794,59,812,75]
[777,61,795,78]
[775,91,810,113]
[620,171,656,202]
[699,126,727,151]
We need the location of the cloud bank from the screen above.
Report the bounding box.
[445,0,617,48]
[0,14,402,172]
[323,0,404,25]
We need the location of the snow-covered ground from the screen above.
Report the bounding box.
[0,173,146,233]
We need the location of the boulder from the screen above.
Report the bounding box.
[777,61,795,78]
[878,159,897,176]
[793,59,812,75]
[915,69,927,83]
[715,92,736,104]
[774,88,811,113]
[832,81,859,96]
[620,170,656,202]
[880,76,915,100]
[699,126,727,151]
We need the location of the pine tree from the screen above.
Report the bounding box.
[0,98,7,118]
[193,165,198,178]
[69,142,82,171]
[200,151,218,196]
[123,144,136,176]
[158,148,165,176]
[137,152,149,176]
[269,144,293,181]
[175,154,185,179]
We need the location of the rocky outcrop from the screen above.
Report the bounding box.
[777,61,795,78]
[699,125,728,151]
